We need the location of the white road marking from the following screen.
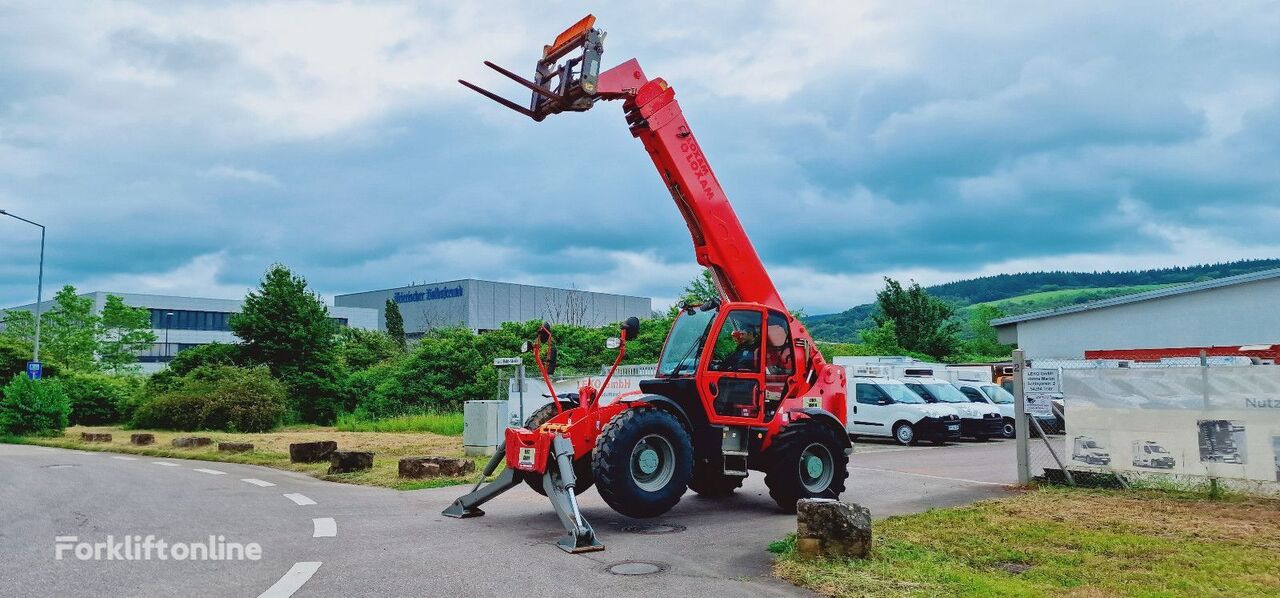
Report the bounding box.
[283,493,316,506]
[849,465,1011,487]
[193,468,226,475]
[110,456,138,461]
[257,562,322,598]
[241,478,276,487]
[151,461,180,467]
[312,518,337,538]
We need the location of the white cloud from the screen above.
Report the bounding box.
[75,252,250,299]
[204,165,280,187]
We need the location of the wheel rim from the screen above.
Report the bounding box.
[630,434,675,492]
[896,424,914,443]
[798,442,834,493]
[1003,422,1015,437]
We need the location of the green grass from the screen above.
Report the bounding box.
[975,284,1171,317]
[334,411,465,435]
[773,486,1280,597]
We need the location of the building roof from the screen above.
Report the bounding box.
[990,267,1280,327]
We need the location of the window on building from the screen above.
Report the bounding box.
[149,309,235,332]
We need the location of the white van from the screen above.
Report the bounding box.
[845,365,962,445]
[834,357,1004,440]
[946,366,1055,439]
[1131,440,1175,469]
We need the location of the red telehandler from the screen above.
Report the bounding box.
[444,15,850,553]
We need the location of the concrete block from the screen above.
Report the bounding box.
[218,442,254,453]
[80,433,112,443]
[795,499,872,560]
[401,456,474,477]
[129,433,154,446]
[328,451,374,474]
[171,436,213,448]
[289,441,337,463]
[398,457,443,479]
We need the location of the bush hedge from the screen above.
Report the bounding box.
[133,365,286,432]
[0,374,70,436]
[59,373,141,426]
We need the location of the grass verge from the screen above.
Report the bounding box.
[334,411,465,435]
[5,425,488,490]
[773,485,1280,597]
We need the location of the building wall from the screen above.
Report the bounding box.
[1001,277,1280,358]
[334,279,653,334]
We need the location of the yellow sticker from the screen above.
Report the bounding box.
[803,397,821,409]
[518,447,536,467]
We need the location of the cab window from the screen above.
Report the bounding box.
[855,383,888,405]
[708,310,763,373]
[959,387,987,403]
[764,311,794,376]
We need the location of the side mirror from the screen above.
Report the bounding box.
[519,341,531,353]
[606,337,621,350]
[536,321,553,343]
[622,316,640,341]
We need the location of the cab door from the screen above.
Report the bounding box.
[698,307,767,423]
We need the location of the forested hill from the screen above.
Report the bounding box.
[804,259,1280,343]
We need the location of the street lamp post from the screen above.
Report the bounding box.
[0,209,45,363]
[165,312,175,362]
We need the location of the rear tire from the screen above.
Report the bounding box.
[593,407,693,518]
[765,419,849,513]
[522,402,593,496]
[688,460,744,497]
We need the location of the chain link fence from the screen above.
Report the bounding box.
[1014,353,1280,494]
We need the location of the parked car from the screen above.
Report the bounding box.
[901,376,1004,441]
[845,365,962,445]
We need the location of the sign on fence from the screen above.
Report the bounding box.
[1025,368,1061,393]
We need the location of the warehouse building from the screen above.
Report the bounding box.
[2,292,378,372]
[334,279,652,336]
[991,268,1280,359]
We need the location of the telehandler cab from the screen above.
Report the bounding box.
[443,15,851,553]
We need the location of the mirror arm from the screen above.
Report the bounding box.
[532,342,563,415]
[593,335,627,409]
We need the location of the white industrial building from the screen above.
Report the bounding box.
[2,292,378,373]
[991,268,1280,359]
[334,279,652,336]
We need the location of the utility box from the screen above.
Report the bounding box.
[464,400,509,456]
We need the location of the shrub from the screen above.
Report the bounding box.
[343,360,400,417]
[146,343,246,394]
[380,328,487,413]
[0,374,70,436]
[0,336,60,380]
[59,373,141,426]
[133,365,286,432]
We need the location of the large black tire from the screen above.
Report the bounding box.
[687,459,745,497]
[522,402,593,496]
[1001,418,1017,439]
[764,419,849,513]
[592,407,693,518]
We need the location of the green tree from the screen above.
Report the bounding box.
[96,295,157,374]
[384,299,406,349]
[859,319,905,354]
[958,304,1014,360]
[873,278,961,360]
[682,269,720,304]
[381,327,486,413]
[230,265,344,424]
[0,374,70,436]
[0,286,99,372]
[337,327,401,371]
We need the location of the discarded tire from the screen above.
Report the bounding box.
[329,451,374,474]
[399,456,473,478]
[129,433,154,446]
[218,442,254,453]
[171,437,213,448]
[289,441,337,463]
[80,433,112,442]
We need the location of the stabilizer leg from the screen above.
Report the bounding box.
[442,444,521,518]
[543,435,604,553]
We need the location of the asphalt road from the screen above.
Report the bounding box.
[0,438,1020,597]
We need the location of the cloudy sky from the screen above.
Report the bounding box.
[2,1,1279,314]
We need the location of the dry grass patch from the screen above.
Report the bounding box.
[10,425,484,490]
[774,486,1280,597]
